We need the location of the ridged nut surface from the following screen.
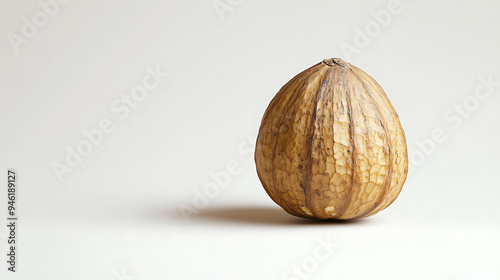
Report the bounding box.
[255,59,408,220]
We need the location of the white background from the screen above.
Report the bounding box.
[1,0,500,279]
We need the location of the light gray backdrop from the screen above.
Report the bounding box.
[1,0,499,279]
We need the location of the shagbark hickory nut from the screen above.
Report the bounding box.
[255,58,408,220]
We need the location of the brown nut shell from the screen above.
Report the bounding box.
[255,58,408,220]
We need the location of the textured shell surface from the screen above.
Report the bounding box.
[255,58,408,220]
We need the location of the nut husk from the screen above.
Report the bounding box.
[255,58,408,220]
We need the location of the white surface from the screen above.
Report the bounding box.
[1,0,500,279]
